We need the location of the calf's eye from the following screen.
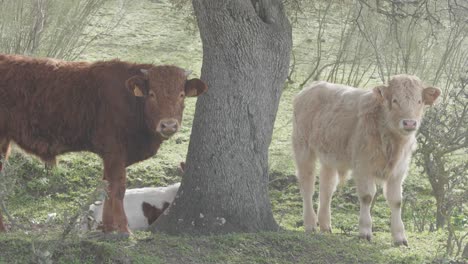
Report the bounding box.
[392,99,398,104]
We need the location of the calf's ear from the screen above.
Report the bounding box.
[372,85,386,103]
[185,78,208,97]
[126,76,148,97]
[423,87,441,105]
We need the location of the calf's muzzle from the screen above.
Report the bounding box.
[402,119,418,131]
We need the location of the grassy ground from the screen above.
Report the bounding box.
[0,229,448,264]
[0,0,463,263]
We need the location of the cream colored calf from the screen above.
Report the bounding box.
[292,75,440,246]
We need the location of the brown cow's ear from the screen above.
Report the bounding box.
[373,85,385,103]
[423,87,441,105]
[185,78,208,97]
[126,76,148,97]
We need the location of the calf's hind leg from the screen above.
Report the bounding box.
[294,145,317,232]
[318,165,339,232]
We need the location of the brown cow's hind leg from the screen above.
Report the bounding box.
[0,138,11,171]
[0,138,10,232]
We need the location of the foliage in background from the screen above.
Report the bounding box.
[416,70,468,256]
[0,0,126,59]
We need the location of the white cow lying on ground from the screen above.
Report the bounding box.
[85,182,180,231]
[292,75,440,246]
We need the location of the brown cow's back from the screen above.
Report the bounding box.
[0,54,151,161]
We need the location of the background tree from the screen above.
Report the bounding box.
[415,64,467,255]
[416,62,467,230]
[155,0,292,234]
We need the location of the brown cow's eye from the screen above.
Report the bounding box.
[180,92,185,99]
[149,91,156,98]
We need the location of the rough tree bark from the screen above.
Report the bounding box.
[424,152,448,229]
[153,0,292,234]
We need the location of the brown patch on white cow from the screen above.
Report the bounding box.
[142,202,170,226]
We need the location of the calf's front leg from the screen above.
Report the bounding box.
[383,179,408,246]
[318,166,339,232]
[295,154,317,232]
[355,173,376,241]
[102,157,130,234]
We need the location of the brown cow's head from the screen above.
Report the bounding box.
[373,75,441,136]
[126,66,207,139]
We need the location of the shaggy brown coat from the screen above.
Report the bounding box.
[0,54,207,233]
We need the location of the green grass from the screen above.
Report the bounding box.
[0,230,448,264]
[0,0,465,263]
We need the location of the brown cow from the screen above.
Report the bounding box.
[0,54,207,233]
[292,75,440,245]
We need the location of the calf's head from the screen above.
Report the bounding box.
[373,75,441,136]
[126,66,208,139]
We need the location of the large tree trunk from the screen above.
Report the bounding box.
[153,0,291,234]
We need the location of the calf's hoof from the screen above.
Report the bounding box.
[394,239,408,247]
[359,234,372,242]
[304,227,317,234]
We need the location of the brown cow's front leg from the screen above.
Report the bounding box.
[102,157,130,234]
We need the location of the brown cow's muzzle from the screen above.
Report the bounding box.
[157,119,179,139]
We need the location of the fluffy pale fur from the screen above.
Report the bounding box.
[292,75,440,245]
